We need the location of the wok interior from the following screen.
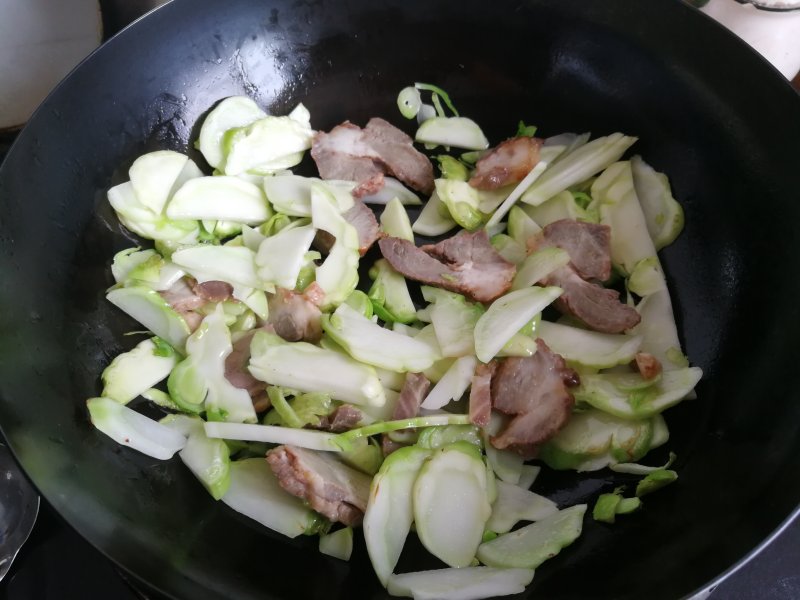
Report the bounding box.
[1,0,799,598]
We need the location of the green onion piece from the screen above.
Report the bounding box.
[414,82,459,116]
[397,86,422,119]
[334,414,471,450]
[516,121,538,137]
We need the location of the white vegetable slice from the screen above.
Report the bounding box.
[477,504,587,569]
[474,286,563,363]
[169,415,232,499]
[521,133,637,206]
[428,291,483,358]
[255,225,316,289]
[511,247,571,290]
[361,177,422,205]
[315,242,360,307]
[223,114,314,175]
[198,96,267,169]
[106,286,191,351]
[630,155,684,250]
[517,465,541,490]
[415,117,489,150]
[413,443,491,567]
[412,190,458,236]
[363,446,431,585]
[171,245,261,289]
[387,567,535,600]
[263,175,354,217]
[319,527,354,560]
[485,160,549,228]
[108,181,200,243]
[87,397,186,460]
[421,355,477,410]
[523,190,589,227]
[537,320,642,369]
[487,480,559,534]
[223,458,314,538]
[129,151,190,214]
[483,413,524,484]
[380,198,414,241]
[249,331,386,406]
[111,248,161,285]
[322,304,438,373]
[634,289,684,369]
[166,176,271,224]
[101,338,177,404]
[204,421,342,451]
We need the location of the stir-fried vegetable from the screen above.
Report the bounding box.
[87,84,702,599]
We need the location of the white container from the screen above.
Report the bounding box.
[700,0,800,79]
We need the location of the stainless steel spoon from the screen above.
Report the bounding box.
[0,442,39,582]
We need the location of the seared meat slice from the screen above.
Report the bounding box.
[392,373,431,420]
[159,278,205,331]
[537,219,612,282]
[490,339,579,458]
[379,230,515,303]
[192,280,234,303]
[635,352,662,380]
[381,436,405,457]
[268,288,323,343]
[314,198,381,256]
[311,122,385,183]
[266,445,372,526]
[469,361,497,427]
[311,118,434,196]
[363,118,434,195]
[224,329,269,411]
[546,267,641,334]
[469,136,543,190]
[316,404,363,433]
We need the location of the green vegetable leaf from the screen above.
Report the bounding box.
[516,120,537,137]
[636,469,678,497]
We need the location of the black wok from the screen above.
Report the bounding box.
[1,0,799,598]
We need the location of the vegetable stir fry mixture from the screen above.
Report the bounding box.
[89,83,700,598]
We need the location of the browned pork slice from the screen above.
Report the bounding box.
[192,280,234,303]
[224,329,270,411]
[316,404,363,433]
[314,198,381,255]
[266,445,372,526]
[159,278,206,331]
[537,219,612,281]
[635,352,662,380]
[311,118,434,196]
[490,339,579,458]
[546,267,641,334]
[379,230,515,303]
[268,288,323,343]
[363,117,435,195]
[468,136,543,190]
[469,361,497,427]
[392,372,431,420]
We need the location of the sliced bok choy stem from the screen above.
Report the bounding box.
[491,234,527,265]
[222,457,316,538]
[322,304,438,372]
[485,160,549,228]
[263,175,353,217]
[415,117,489,150]
[255,224,316,289]
[412,190,458,236]
[87,397,187,460]
[198,96,267,169]
[520,133,637,206]
[610,451,677,475]
[634,288,686,370]
[387,567,535,600]
[166,176,271,224]
[413,442,492,567]
[435,179,484,230]
[426,288,484,357]
[315,242,360,308]
[576,367,702,420]
[483,413,525,484]
[108,180,200,243]
[128,150,192,214]
[168,304,257,423]
[319,527,354,561]
[249,331,385,406]
[360,177,421,205]
[379,198,414,241]
[477,504,587,569]
[335,415,472,449]
[204,421,342,451]
[517,465,541,490]
[101,338,177,404]
[512,247,571,290]
[474,286,563,363]
[630,155,684,250]
[106,286,191,351]
[523,190,595,226]
[507,205,542,247]
[421,355,477,410]
[171,245,262,290]
[537,320,642,369]
[368,259,417,324]
[627,256,667,297]
[363,446,431,585]
[487,480,559,534]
